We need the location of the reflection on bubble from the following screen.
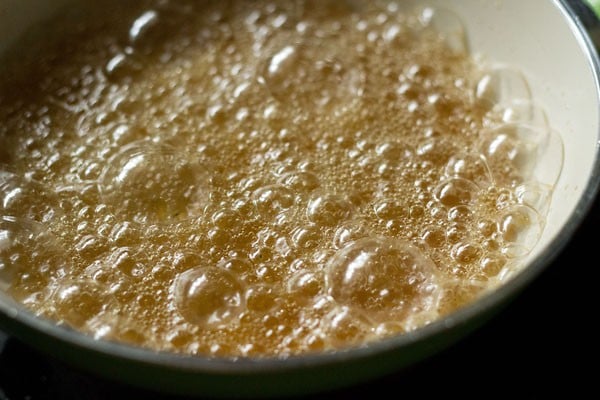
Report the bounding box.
[129,10,159,43]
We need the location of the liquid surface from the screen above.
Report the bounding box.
[0,0,561,357]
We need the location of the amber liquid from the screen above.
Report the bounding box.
[0,0,553,357]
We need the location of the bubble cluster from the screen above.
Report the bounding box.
[0,0,562,357]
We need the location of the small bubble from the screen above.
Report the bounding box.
[421,226,446,248]
[374,141,413,165]
[108,247,145,278]
[333,222,369,249]
[105,53,142,81]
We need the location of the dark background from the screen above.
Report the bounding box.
[1,0,598,398]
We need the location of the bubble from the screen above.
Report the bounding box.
[320,306,374,348]
[333,222,369,249]
[108,221,142,247]
[482,123,563,187]
[475,66,532,109]
[373,198,409,221]
[172,266,245,327]
[287,270,323,299]
[100,142,209,224]
[211,209,240,230]
[0,171,62,223]
[52,279,117,328]
[259,41,364,114]
[420,226,446,249]
[83,260,119,286]
[446,222,468,244]
[252,184,295,214]
[498,205,542,258]
[444,153,493,186]
[107,247,145,278]
[416,137,459,166]
[437,280,485,317]
[417,6,468,54]
[448,205,473,224]
[245,284,279,313]
[74,234,108,261]
[307,193,353,227]
[290,226,322,250]
[278,171,320,193]
[326,237,441,321]
[514,182,553,215]
[479,253,507,278]
[451,242,482,266]
[501,100,549,129]
[433,178,480,207]
[374,141,413,165]
[0,216,62,290]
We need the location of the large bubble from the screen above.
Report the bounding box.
[326,237,441,323]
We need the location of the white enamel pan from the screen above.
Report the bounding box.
[0,0,599,397]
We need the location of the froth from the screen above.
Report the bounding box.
[0,0,562,357]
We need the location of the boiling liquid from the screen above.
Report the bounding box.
[0,0,562,357]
